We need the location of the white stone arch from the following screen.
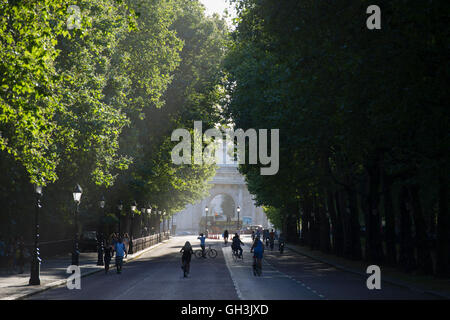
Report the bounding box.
[205,185,239,215]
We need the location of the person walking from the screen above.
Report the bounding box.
[114,237,126,274]
[123,233,130,258]
[180,241,194,278]
[103,240,112,274]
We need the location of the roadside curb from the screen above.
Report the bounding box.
[7,237,172,300]
[285,244,450,300]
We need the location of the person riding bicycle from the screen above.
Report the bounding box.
[278,232,286,251]
[263,229,268,243]
[269,229,275,250]
[231,233,244,258]
[223,229,229,246]
[197,233,206,258]
[250,236,264,274]
[180,241,194,277]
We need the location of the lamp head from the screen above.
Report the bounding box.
[73,184,83,203]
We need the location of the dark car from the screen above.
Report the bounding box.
[79,231,98,252]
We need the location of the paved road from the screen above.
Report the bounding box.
[28,235,439,300]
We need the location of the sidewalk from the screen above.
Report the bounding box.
[0,238,169,300]
[285,242,450,299]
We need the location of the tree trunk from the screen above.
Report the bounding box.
[327,188,343,256]
[365,158,384,264]
[286,205,299,243]
[409,185,433,274]
[347,187,362,260]
[300,196,312,246]
[399,186,416,272]
[336,190,352,258]
[436,176,449,277]
[310,195,320,250]
[382,171,397,266]
[319,193,331,253]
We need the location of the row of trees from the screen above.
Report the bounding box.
[224,0,449,276]
[0,0,228,240]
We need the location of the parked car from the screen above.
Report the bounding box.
[79,231,98,252]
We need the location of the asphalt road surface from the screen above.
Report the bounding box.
[28,235,439,300]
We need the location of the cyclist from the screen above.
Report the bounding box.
[197,233,206,258]
[278,232,286,252]
[223,229,229,246]
[269,229,275,250]
[180,241,194,277]
[250,236,264,275]
[231,233,244,258]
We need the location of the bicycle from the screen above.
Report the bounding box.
[195,245,217,259]
[231,247,244,262]
[252,255,262,276]
[250,249,262,276]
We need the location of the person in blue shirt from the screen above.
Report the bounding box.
[250,236,264,276]
[197,233,206,258]
[114,237,126,274]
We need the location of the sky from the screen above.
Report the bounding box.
[199,0,230,16]
[199,0,237,25]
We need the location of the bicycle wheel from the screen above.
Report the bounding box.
[257,259,262,276]
[195,250,203,259]
[208,249,217,258]
[232,250,238,262]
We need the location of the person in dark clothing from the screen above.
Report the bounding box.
[231,233,244,258]
[180,241,194,278]
[103,240,112,274]
[223,230,229,246]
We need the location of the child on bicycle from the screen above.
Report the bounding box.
[180,241,194,278]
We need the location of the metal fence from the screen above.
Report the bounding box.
[131,232,170,252]
[23,232,171,259]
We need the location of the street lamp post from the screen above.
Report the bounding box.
[158,211,162,242]
[205,206,209,236]
[146,206,152,236]
[141,208,146,237]
[237,206,241,233]
[72,184,82,266]
[29,184,43,285]
[129,201,136,254]
[97,196,105,266]
[162,210,166,233]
